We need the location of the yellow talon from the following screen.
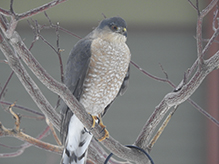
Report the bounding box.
[97,114,109,141]
[99,128,109,142]
[91,115,96,128]
[90,115,109,141]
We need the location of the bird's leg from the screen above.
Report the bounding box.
[92,115,109,142]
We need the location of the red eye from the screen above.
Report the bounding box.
[111,25,118,31]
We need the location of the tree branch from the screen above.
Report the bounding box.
[135,50,219,149]
[0,15,150,164]
[0,125,50,158]
[196,0,218,63]
[0,0,67,20]
[0,29,61,131]
[0,107,62,155]
[0,0,219,163]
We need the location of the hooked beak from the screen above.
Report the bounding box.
[118,27,127,37]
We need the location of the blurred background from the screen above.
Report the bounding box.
[0,0,218,164]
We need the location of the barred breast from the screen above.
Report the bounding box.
[79,38,130,115]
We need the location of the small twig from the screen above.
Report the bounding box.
[16,0,67,21]
[130,60,175,87]
[55,22,64,83]
[19,114,44,120]
[55,21,64,108]
[102,13,107,18]
[28,35,39,51]
[0,30,61,130]
[159,63,168,80]
[44,11,81,39]
[198,0,218,61]
[29,18,60,55]
[203,38,219,43]
[0,126,57,158]
[0,113,62,155]
[188,0,200,14]
[188,98,219,127]
[0,100,45,117]
[0,8,11,17]
[8,102,20,131]
[39,34,59,53]
[0,143,23,149]
[202,3,219,55]
[9,0,15,15]
[27,20,39,50]
[212,6,218,31]
[0,0,67,38]
[196,0,200,16]
[0,71,14,99]
[202,28,219,55]
[131,58,219,128]
[46,118,62,146]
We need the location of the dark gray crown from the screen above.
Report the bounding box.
[98,17,127,30]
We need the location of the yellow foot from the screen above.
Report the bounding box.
[99,128,109,142]
[91,115,109,141]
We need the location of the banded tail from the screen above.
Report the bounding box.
[61,114,93,164]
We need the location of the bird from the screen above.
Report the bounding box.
[60,16,131,164]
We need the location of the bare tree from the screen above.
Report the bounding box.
[0,0,219,164]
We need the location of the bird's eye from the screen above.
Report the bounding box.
[111,25,118,31]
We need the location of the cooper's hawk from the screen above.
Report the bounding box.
[60,16,131,164]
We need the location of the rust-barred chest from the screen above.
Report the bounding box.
[79,38,130,115]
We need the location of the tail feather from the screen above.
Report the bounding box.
[61,114,93,164]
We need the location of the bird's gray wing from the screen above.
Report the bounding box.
[101,64,130,117]
[60,38,92,144]
[118,64,130,96]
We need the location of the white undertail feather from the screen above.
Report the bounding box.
[61,115,93,164]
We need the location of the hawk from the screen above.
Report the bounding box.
[60,16,131,164]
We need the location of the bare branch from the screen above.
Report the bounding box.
[0,100,45,117]
[0,0,68,21]
[212,5,218,31]
[0,1,219,163]
[159,63,169,80]
[188,0,200,13]
[17,0,68,21]
[0,0,68,38]
[0,29,61,131]
[0,104,62,156]
[195,0,218,63]
[133,55,219,129]
[0,120,62,155]
[201,0,218,19]
[0,8,11,17]
[187,98,219,127]
[46,118,62,146]
[135,50,219,150]
[0,16,150,164]
[202,27,219,55]
[0,124,50,158]
[9,0,15,15]
[43,12,81,39]
[130,60,175,88]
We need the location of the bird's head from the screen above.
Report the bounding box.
[96,17,128,43]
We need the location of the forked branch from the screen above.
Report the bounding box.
[0,103,63,155]
[0,0,219,164]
